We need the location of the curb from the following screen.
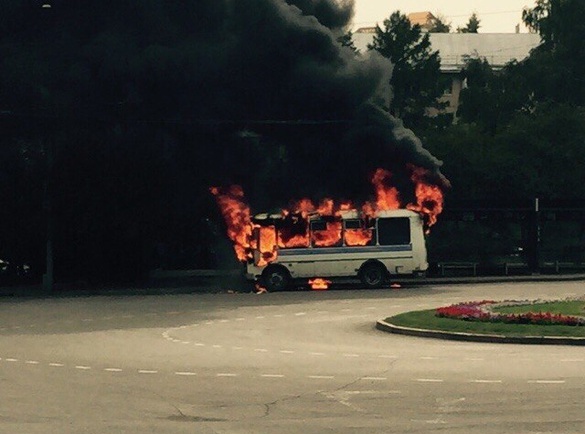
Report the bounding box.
[376,319,585,346]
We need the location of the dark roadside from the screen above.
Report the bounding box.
[2,268,585,299]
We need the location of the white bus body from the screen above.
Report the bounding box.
[246,209,428,290]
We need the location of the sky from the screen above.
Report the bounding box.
[352,0,537,33]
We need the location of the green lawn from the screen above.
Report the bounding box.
[493,300,585,317]
[387,304,585,338]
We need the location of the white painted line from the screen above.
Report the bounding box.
[471,379,502,384]
[295,312,307,316]
[25,361,40,365]
[529,380,566,384]
[261,374,285,378]
[416,379,444,383]
[341,309,352,312]
[317,311,329,314]
[343,354,360,358]
[236,318,245,321]
[212,345,222,348]
[5,358,18,362]
[362,377,387,381]
[255,316,265,319]
[389,305,402,308]
[49,363,64,367]
[205,321,214,325]
[104,368,122,372]
[378,355,397,359]
[175,372,197,376]
[273,314,284,318]
[420,356,437,360]
[181,341,191,344]
[464,358,485,361]
[308,375,334,379]
[280,350,295,354]
[138,370,158,374]
[254,349,268,352]
[75,366,91,370]
[309,352,325,356]
[217,373,238,377]
[219,319,230,323]
[195,343,205,347]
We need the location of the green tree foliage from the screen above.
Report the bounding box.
[522,0,585,105]
[337,30,358,52]
[457,13,481,33]
[367,11,444,126]
[428,14,451,33]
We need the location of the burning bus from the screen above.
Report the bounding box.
[211,167,445,291]
[247,208,427,291]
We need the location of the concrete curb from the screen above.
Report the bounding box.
[376,319,585,346]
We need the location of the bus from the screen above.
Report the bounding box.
[246,209,428,291]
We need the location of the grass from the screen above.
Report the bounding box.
[387,302,585,338]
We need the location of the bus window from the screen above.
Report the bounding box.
[311,220,342,248]
[377,217,410,245]
[344,219,374,246]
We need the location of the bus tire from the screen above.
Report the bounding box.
[261,265,291,292]
[359,261,387,288]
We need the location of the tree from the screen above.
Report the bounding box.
[429,14,451,33]
[368,11,444,126]
[337,30,358,52]
[522,0,585,105]
[457,13,481,33]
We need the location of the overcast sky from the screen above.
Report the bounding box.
[352,0,536,33]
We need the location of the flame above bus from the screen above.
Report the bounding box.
[211,166,444,264]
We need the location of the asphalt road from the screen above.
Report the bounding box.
[1,281,585,433]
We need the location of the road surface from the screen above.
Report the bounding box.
[1,281,584,433]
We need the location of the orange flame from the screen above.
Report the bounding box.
[211,166,446,263]
[210,186,252,261]
[309,278,331,290]
[405,165,444,229]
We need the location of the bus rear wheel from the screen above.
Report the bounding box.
[359,262,387,288]
[261,266,290,292]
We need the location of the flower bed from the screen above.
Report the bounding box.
[435,300,585,326]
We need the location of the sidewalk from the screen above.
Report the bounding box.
[2,270,585,299]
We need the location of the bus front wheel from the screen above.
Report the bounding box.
[359,262,387,288]
[261,266,290,292]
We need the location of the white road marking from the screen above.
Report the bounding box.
[212,345,222,348]
[75,366,91,370]
[205,321,214,325]
[219,319,229,323]
[420,356,437,360]
[104,368,122,372]
[195,343,205,347]
[217,373,238,377]
[309,352,325,356]
[261,374,285,378]
[295,312,307,316]
[389,305,402,308]
[5,358,18,362]
[255,316,265,319]
[378,355,397,359]
[25,360,40,365]
[280,350,295,354]
[341,309,352,312]
[180,341,190,344]
[416,378,444,383]
[138,370,158,374]
[464,358,485,361]
[362,377,387,381]
[254,349,268,352]
[317,311,329,314]
[308,375,334,379]
[175,372,197,376]
[273,314,284,318]
[49,363,64,367]
[529,380,566,384]
[236,318,245,321]
[471,379,502,384]
[343,354,360,358]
